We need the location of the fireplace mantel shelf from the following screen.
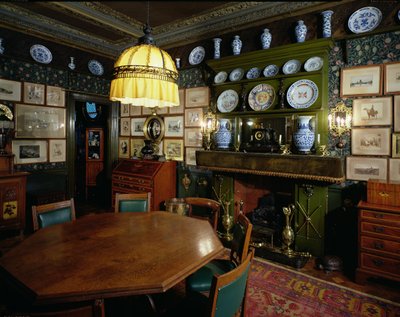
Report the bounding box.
[196,150,345,184]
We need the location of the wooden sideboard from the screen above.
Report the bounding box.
[356,201,400,283]
[111,159,176,210]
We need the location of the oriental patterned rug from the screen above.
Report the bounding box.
[247,258,400,317]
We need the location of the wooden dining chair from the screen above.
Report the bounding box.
[185,197,220,231]
[32,198,76,232]
[186,213,253,293]
[114,192,151,213]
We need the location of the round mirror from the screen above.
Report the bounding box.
[143,115,165,143]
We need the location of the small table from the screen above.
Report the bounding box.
[0,212,224,306]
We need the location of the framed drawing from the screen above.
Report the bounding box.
[12,140,47,164]
[23,82,45,104]
[49,139,66,162]
[393,133,400,158]
[184,128,203,147]
[0,79,21,101]
[185,87,210,108]
[120,117,131,136]
[164,139,184,161]
[384,61,400,94]
[131,117,146,136]
[185,147,198,166]
[352,97,392,126]
[389,158,400,182]
[346,156,387,182]
[130,138,145,158]
[351,127,391,156]
[340,65,382,97]
[164,116,184,137]
[120,104,130,117]
[118,137,130,158]
[395,96,400,132]
[185,108,203,127]
[169,89,185,114]
[130,105,141,116]
[15,104,66,138]
[46,86,65,107]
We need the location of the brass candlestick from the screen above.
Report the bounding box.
[282,204,295,255]
[222,201,234,241]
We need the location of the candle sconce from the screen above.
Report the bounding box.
[328,101,352,150]
[202,109,217,151]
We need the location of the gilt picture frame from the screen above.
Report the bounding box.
[384,61,400,94]
[340,64,382,97]
[185,87,210,108]
[184,128,203,147]
[0,79,21,102]
[49,139,66,162]
[23,82,45,105]
[164,139,184,161]
[346,156,387,182]
[130,138,145,158]
[389,158,400,182]
[164,116,184,137]
[394,95,400,132]
[46,86,65,107]
[131,117,146,137]
[185,108,203,127]
[120,117,131,136]
[120,104,130,117]
[392,133,400,158]
[185,147,199,166]
[118,137,130,158]
[351,127,391,156]
[352,97,392,126]
[12,140,47,164]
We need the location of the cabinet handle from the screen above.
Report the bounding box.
[378,191,389,197]
[373,242,384,250]
[372,259,384,267]
[374,213,383,219]
[373,226,384,233]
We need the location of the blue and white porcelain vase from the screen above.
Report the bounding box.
[293,116,314,154]
[231,35,242,56]
[213,38,222,59]
[260,28,272,49]
[214,119,232,149]
[295,20,307,43]
[321,10,333,38]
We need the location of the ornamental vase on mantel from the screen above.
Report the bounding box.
[214,119,232,149]
[231,35,242,56]
[213,38,222,59]
[321,10,334,38]
[260,28,272,49]
[295,20,307,43]
[293,115,315,154]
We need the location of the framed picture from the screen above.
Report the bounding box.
[185,108,203,127]
[23,82,45,104]
[185,87,210,108]
[389,158,400,182]
[184,128,203,147]
[384,61,400,94]
[164,139,184,161]
[46,86,65,107]
[395,96,400,132]
[352,97,392,126]
[351,127,391,156]
[164,116,184,137]
[49,139,66,162]
[392,133,400,158]
[0,79,21,101]
[120,117,131,136]
[142,106,168,115]
[143,115,165,142]
[130,138,145,158]
[346,156,387,181]
[12,140,47,164]
[185,147,199,166]
[340,64,382,97]
[15,104,66,138]
[169,89,185,114]
[131,117,146,136]
[86,128,103,160]
[120,104,130,117]
[118,137,130,158]
[130,105,141,116]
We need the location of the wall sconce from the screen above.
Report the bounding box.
[328,101,352,149]
[202,110,216,150]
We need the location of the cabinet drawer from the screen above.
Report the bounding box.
[360,253,400,277]
[360,236,400,257]
[360,222,400,238]
[112,174,152,187]
[360,209,400,224]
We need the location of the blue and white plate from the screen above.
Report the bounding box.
[229,68,244,81]
[246,67,260,79]
[88,60,104,76]
[188,46,205,65]
[348,7,382,34]
[304,56,323,72]
[282,59,301,75]
[217,89,239,113]
[30,44,52,64]
[263,64,279,77]
[214,71,228,84]
[286,79,318,109]
[248,84,275,111]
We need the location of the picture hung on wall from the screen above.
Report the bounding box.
[86,128,103,160]
[346,156,387,182]
[12,140,47,164]
[15,104,66,138]
[352,97,392,126]
[389,158,400,182]
[185,147,198,166]
[185,108,203,127]
[118,137,130,158]
[395,95,400,132]
[164,139,184,161]
[130,117,146,136]
[130,138,145,158]
[120,104,130,117]
[23,82,45,105]
[164,116,184,137]
[169,89,185,114]
[185,87,210,108]
[184,128,203,147]
[46,86,65,107]
[120,117,131,136]
[351,127,391,156]
[49,139,66,162]
[340,64,382,97]
[0,79,21,102]
[392,133,400,158]
[384,61,400,94]
[130,105,141,116]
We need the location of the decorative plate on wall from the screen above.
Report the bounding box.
[248,83,275,111]
[229,68,244,81]
[88,60,104,76]
[304,56,323,72]
[246,67,261,79]
[217,89,239,113]
[188,46,205,65]
[30,44,52,64]
[263,64,279,77]
[348,7,382,34]
[282,59,301,75]
[286,79,318,109]
[214,71,228,84]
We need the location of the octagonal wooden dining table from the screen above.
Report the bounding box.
[0,211,224,307]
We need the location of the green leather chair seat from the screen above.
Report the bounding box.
[119,200,148,212]
[38,207,73,229]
